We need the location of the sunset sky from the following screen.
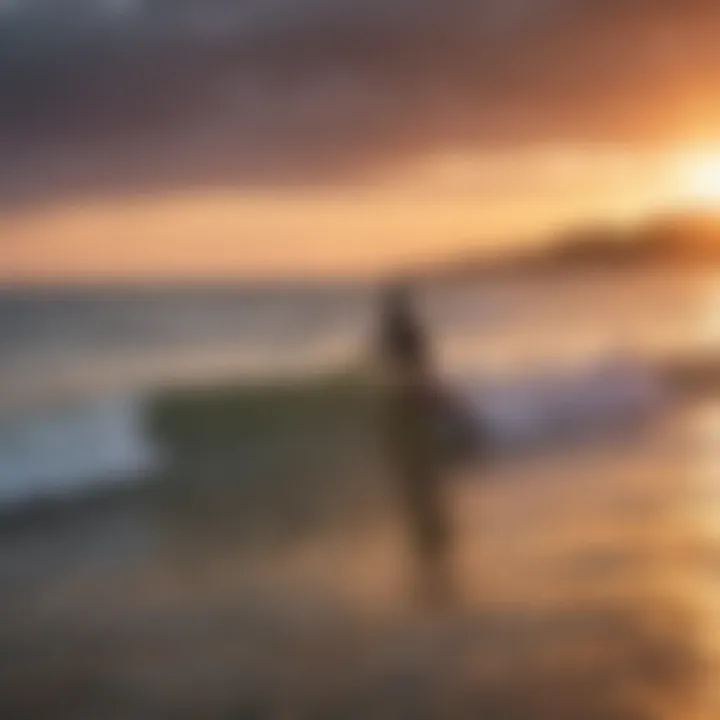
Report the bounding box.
[3,0,720,279]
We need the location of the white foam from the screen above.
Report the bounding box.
[457,356,667,447]
[0,394,159,505]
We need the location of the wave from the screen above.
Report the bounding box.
[0,394,159,506]
[0,349,708,508]
[455,356,668,449]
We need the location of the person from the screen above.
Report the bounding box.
[377,280,454,604]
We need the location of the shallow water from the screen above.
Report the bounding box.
[0,398,718,719]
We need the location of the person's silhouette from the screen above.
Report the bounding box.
[377,281,453,604]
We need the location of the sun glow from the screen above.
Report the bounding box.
[678,151,720,206]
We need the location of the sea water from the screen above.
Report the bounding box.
[0,269,715,504]
[0,394,157,504]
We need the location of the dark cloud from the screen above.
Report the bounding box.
[2,0,720,205]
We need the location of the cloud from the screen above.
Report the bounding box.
[1,0,720,205]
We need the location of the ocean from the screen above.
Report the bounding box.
[0,268,715,503]
[2,267,720,718]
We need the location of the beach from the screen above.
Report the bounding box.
[0,379,717,719]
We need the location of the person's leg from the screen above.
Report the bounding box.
[386,387,455,605]
[403,466,454,606]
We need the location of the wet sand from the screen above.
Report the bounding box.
[0,403,717,719]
